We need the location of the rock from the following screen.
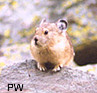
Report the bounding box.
[0,59,97,93]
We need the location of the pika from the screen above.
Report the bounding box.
[30,19,74,72]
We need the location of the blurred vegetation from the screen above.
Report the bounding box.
[0,0,97,65]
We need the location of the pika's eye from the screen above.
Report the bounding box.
[44,30,48,35]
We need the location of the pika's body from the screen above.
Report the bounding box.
[30,19,74,71]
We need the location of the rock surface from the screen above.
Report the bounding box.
[0,59,97,93]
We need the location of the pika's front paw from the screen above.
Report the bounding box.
[37,63,47,71]
[52,64,63,72]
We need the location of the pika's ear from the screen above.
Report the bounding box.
[57,19,68,32]
[40,18,46,26]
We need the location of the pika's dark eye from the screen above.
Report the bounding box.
[44,30,48,35]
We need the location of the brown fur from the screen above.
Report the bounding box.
[30,21,74,71]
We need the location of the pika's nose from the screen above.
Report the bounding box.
[34,37,38,45]
[34,37,38,42]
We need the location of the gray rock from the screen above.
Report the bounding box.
[0,59,97,93]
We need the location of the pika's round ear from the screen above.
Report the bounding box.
[40,18,46,26]
[57,19,68,32]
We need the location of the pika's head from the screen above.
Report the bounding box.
[33,19,68,47]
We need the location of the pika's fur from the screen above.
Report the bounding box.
[30,19,75,72]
